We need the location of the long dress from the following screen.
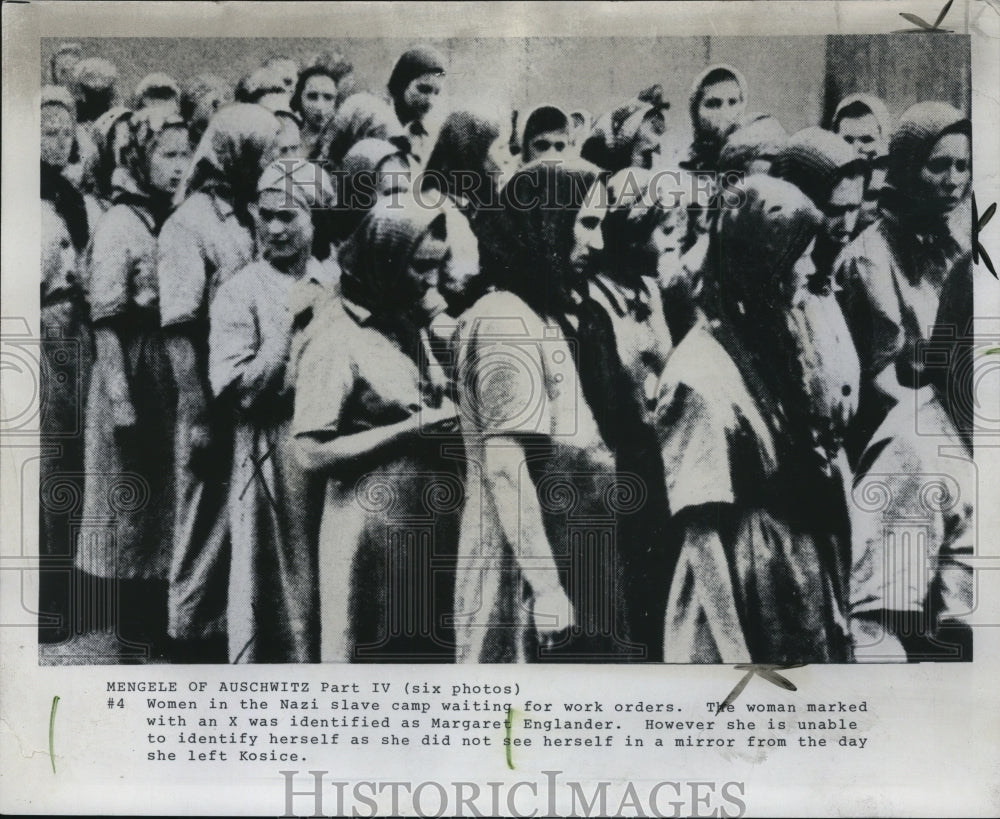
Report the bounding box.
[157,189,255,642]
[209,259,329,663]
[838,216,974,660]
[39,296,92,644]
[79,203,175,585]
[453,290,637,663]
[587,273,674,661]
[655,318,852,664]
[291,293,463,662]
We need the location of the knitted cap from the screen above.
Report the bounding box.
[770,126,867,207]
[719,113,788,175]
[888,101,969,193]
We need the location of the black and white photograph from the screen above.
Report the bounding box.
[33,29,979,666]
[3,2,1000,816]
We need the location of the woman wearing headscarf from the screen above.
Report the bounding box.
[717,112,787,179]
[41,86,90,253]
[331,137,411,244]
[79,106,132,215]
[292,195,461,662]
[180,74,233,149]
[290,64,341,160]
[589,168,675,660]
[321,92,402,169]
[157,103,280,661]
[580,86,670,173]
[423,109,506,235]
[454,160,641,663]
[518,104,571,165]
[655,176,852,664]
[77,108,191,659]
[387,44,447,168]
[681,64,748,175]
[209,159,335,663]
[836,102,971,461]
[836,103,974,662]
[832,94,893,235]
[769,127,866,482]
[38,202,92,646]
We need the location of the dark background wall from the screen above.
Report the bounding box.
[42,34,969,158]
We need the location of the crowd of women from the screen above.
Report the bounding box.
[39,42,975,665]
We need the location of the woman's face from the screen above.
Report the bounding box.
[41,207,78,300]
[41,104,75,169]
[148,126,192,195]
[301,74,338,131]
[569,183,608,277]
[402,72,442,122]
[918,132,970,215]
[631,112,665,169]
[53,52,80,87]
[648,210,686,283]
[405,231,450,323]
[697,78,744,142]
[193,89,226,133]
[275,116,302,158]
[254,188,314,268]
[788,239,818,301]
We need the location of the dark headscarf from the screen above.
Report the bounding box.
[40,162,89,253]
[322,92,402,168]
[771,126,868,208]
[706,175,822,453]
[718,112,788,176]
[387,45,446,125]
[880,101,971,265]
[174,103,279,222]
[423,110,502,212]
[520,104,569,159]
[482,159,601,318]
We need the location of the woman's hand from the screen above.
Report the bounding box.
[532,585,575,648]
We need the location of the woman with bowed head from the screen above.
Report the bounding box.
[157,103,280,662]
[78,108,192,658]
[454,160,642,663]
[836,102,974,662]
[655,176,852,664]
[331,138,412,244]
[209,159,335,663]
[387,44,447,168]
[321,92,402,169]
[576,167,676,660]
[580,86,670,173]
[292,195,462,662]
